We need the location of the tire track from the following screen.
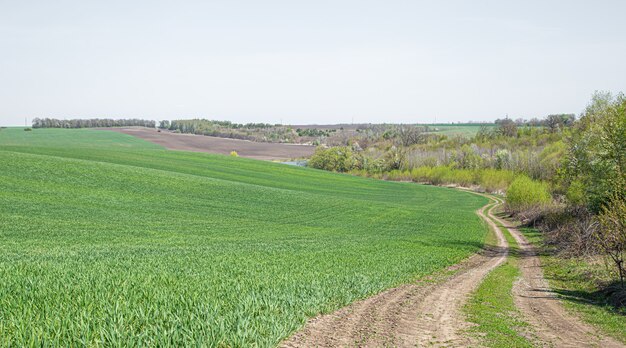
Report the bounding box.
[488,213,626,348]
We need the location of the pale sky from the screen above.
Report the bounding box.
[1,0,625,126]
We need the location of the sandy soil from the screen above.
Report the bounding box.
[281,199,508,347]
[105,127,316,160]
[491,216,625,348]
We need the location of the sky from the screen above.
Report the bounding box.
[1,0,625,126]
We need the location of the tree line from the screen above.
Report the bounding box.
[160,119,277,132]
[32,118,156,129]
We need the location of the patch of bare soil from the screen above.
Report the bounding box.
[105,127,315,160]
[281,200,508,347]
[490,215,626,348]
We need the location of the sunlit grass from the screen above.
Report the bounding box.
[0,128,489,346]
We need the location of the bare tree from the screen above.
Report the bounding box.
[397,125,424,146]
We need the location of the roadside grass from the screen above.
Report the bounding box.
[464,207,535,348]
[520,228,626,344]
[0,128,490,346]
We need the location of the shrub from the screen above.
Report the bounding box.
[24,128,32,131]
[308,146,357,172]
[563,92,626,213]
[230,151,239,157]
[506,175,551,213]
[479,169,516,193]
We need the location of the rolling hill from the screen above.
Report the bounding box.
[0,128,488,346]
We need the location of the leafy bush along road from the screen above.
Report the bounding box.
[0,128,489,346]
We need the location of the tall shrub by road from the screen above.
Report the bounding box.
[505,175,551,213]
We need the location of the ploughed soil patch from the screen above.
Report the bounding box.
[105,127,316,160]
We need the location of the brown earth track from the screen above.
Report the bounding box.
[281,199,509,347]
[489,215,626,348]
[104,127,315,160]
[282,192,625,348]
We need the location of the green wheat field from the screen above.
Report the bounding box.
[0,128,488,346]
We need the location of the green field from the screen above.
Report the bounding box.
[0,128,489,346]
[423,123,494,138]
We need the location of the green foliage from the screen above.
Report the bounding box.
[158,120,170,129]
[32,118,156,128]
[308,146,358,172]
[565,179,586,206]
[537,141,566,181]
[167,119,294,143]
[0,128,490,346]
[399,166,515,193]
[454,144,483,170]
[296,128,336,137]
[479,169,517,193]
[494,149,511,170]
[564,92,626,212]
[505,176,551,212]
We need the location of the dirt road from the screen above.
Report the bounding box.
[282,194,625,347]
[105,127,316,160]
[282,199,509,347]
[490,215,625,348]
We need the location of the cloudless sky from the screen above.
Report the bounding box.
[1,0,625,126]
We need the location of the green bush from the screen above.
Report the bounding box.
[479,169,516,193]
[308,146,358,172]
[506,175,551,212]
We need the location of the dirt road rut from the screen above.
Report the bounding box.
[490,215,625,348]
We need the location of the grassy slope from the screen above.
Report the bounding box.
[464,208,534,347]
[520,228,626,344]
[0,128,489,346]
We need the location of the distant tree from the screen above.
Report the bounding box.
[32,118,156,129]
[159,120,170,129]
[528,117,542,127]
[546,114,575,133]
[495,118,517,137]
